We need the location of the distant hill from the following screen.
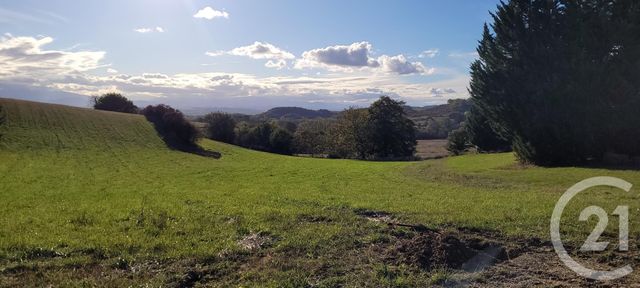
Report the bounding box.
[180,106,263,116]
[404,99,471,119]
[192,99,471,140]
[256,107,337,120]
[407,99,471,139]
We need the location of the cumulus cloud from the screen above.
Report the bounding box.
[207,42,294,69]
[296,42,431,75]
[0,34,105,79]
[228,42,294,60]
[419,49,439,58]
[296,42,379,69]
[428,87,457,97]
[0,35,469,109]
[193,7,229,20]
[378,55,432,75]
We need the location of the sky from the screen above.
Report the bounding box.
[0,0,501,111]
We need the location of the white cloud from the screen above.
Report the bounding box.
[193,7,229,20]
[0,34,105,79]
[207,42,294,69]
[142,73,169,79]
[296,42,431,75]
[419,49,439,58]
[0,35,469,109]
[134,28,152,33]
[378,55,432,75]
[265,59,287,70]
[428,87,457,97]
[134,27,164,33]
[296,41,379,69]
[228,42,294,60]
[205,50,225,57]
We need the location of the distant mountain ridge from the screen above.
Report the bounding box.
[256,107,338,120]
[249,99,471,140]
[252,99,469,120]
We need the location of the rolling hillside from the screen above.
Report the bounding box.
[0,98,165,151]
[1,98,639,286]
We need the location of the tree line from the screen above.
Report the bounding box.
[202,96,417,160]
[449,0,640,166]
[92,93,418,160]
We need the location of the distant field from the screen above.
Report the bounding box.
[416,139,449,159]
[1,98,639,286]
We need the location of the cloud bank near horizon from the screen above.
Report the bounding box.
[0,34,469,110]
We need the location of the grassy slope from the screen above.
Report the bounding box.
[0,98,639,286]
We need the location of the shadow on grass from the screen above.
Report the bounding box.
[160,136,221,159]
[145,125,220,159]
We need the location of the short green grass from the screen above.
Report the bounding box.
[1,98,639,286]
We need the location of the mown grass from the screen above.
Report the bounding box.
[0,98,639,286]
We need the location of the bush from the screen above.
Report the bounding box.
[140,105,200,147]
[234,121,295,155]
[269,128,294,155]
[446,127,469,156]
[92,93,138,114]
[202,113,236,143]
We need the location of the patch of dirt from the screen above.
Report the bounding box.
[237,232,275,251]
[472,248,640,287]
[4,217,640,287]
[355,209,398,224]
[382,230,511,272]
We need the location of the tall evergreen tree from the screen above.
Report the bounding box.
[468,0,640,165]
[465,103,510,152]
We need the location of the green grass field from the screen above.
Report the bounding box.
[1,98,639,286]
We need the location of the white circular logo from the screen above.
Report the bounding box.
[550,176,633,280]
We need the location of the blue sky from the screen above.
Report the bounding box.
[0,0,500,110]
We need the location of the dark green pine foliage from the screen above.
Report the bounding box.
[465,101,510,152]
[603,0,640,158]
[470,0,640,166]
